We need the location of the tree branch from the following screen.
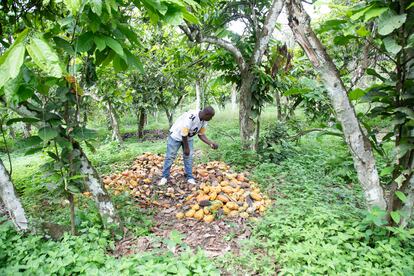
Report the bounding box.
[251,0,285,65]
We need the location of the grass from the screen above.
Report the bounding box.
[1,106,413,275]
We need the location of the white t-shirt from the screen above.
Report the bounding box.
[170,110,207,141]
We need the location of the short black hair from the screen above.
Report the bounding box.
[203,106,215,115]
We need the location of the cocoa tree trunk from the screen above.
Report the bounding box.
[137,109,146,139]
[165,110,174,128]
[275,89,282,120]
[106,100,123,144]
[239,72,257,150]
[73,142,122,230]
[286,0,387,210]
[0,159,28,231]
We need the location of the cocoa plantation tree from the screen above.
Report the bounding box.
[0,0,198,232]
[180,0,284,149]
[286,0,414,226]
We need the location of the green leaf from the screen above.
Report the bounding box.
[125,50,144,73]
[164,8,184,25]
[356,26,369,37]
[390,211,401,224]
[283,87,311,96]
[117,24,140,46]
[47,151,59,161]
[380,166,393,176]
[94,35,106,51]
[76,32,94,52]
[38,127,59,141]
[53,36,75,55]
[349,88,366,100]
[104,36,124,57]
[407,2,414,9]
[395,191,408,203]
[378,11,407,36]
[113,54,128,73]
[63,0,82,15]
[26,34,64,78]
[88,0,102,15]
[0,29,28,88]
[364,7,388,21]
[6,117,40,126]
[383,37,402,54]
[23,136,43,147]
[350,5,373,21]
[182,10,199,24]
[72,127,98,140]
[25,146,44,155]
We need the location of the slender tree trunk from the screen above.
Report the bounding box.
[231,84,237,111]
[165,110,174,128]
[72,142,122,230]
[239,72,257,150]
[0,159,28,231]
[275,89,282,120]
[22,123,31,138]
[106,100,122,144]
[68,193,76,235]
[286,0,387,210]
[137,109,146,139]
[196,80,201,111]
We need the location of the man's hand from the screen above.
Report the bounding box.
[183,147,190,156]
[210,143,219,150]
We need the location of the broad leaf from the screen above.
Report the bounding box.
[26,34,64,78]
[349,88,366,100]
[383,37,402,54]
[380,166,393,176]
[378,11,406,36]
[390,211,401,224]
[125,50,144,73]
[395,191,408,203]
[76,32,94,52]
[63,0,82,15]
[53,36,75,55]
[38,126,59,141]
[88,0,102,15]
[364,7,388,21]
[104,36,124,57]
[113,54,128,73]
[94,35,106,51]
[0,29,28,88]
[6,117,40,126]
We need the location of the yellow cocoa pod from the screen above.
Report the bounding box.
[217,194,229,203]
[222,186,234,194]
[259,206,266,212]
[228,210,239,217]
[176,212,185,219]
[240,212,249,219]
[203,186,210,193]
[214,186,222,193]
[203,208,210,215]
[191,204,200,210]
[196,194,210,202]
[226,202,239,210]
[194,209,204,220]
[250,192,262,201]
[220,181,229,186]
[209,192,217,200]
[265,199,272,205]
[210,201,223,211]
[203,214,214,223]
[185,209,195,218]
[223,205,231,215]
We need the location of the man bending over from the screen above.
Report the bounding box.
[159,106,219,186]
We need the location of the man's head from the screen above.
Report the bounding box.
[199,106,215,121]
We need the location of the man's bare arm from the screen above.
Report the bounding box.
[182,135,190,155]
[198,134,219,149]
